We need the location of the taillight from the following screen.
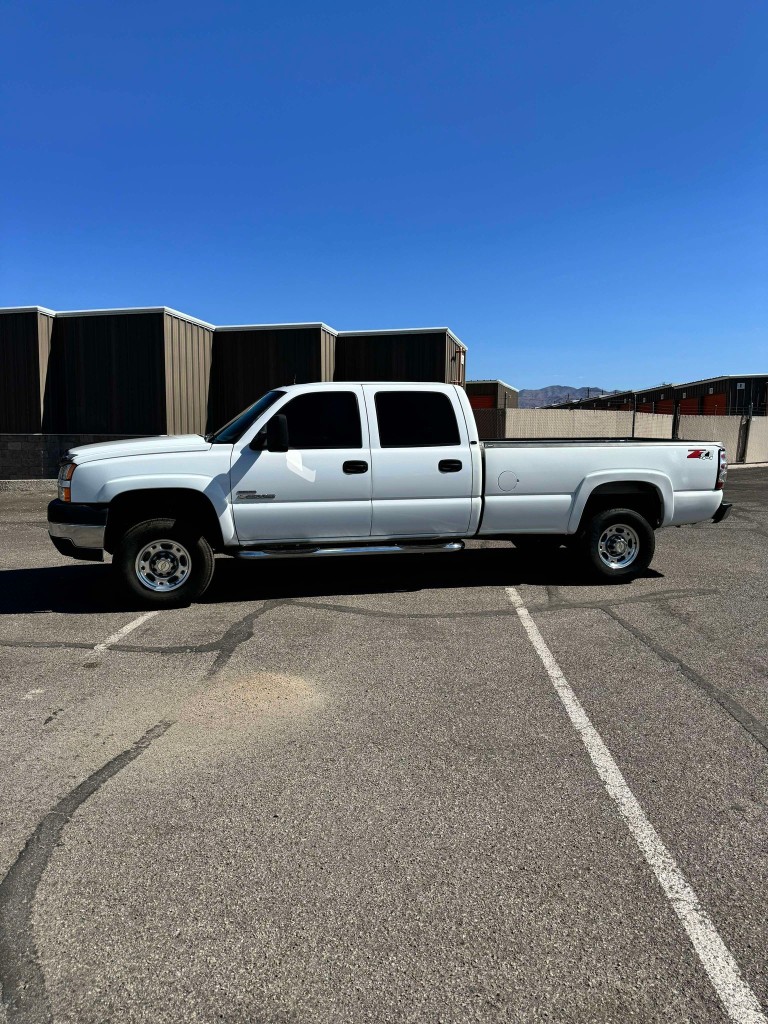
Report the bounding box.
[715,448,727,491]
[58,460,76,502]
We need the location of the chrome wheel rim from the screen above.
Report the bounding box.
[597,524,640,570]
[135,539,191,592]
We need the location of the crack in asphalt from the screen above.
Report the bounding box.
[530,587,717,614]
[230,588,718,623]
[0,600,290,1022]
[0,601,287,675]
[0,590,719,653]
[601,607,768,754]
[112,599,288,676]
[0,721,173,1024]
[202,600,287,678]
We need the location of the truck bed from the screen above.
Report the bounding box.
[481,437,703,446]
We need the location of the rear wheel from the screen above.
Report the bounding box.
[582,508,654,579]
[113,518,215,607]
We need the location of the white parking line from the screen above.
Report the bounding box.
[93,611,159,652]
[505,586,766,1024]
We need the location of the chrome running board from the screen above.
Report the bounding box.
[235,541,465,559]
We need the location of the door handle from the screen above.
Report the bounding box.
[438,459,463,473]
[343,460,369,474]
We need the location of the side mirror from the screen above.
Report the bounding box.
[249,427,267,451]
[266,414,289,452]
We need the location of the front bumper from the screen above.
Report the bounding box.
[712,501,733,524]
[47,499,107,562]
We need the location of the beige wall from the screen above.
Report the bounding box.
[502,408,634,438]
[745,416,768,463]
[473,407,766,463]
[678,415,742,464]
[633,412,674,438]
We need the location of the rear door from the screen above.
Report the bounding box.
[363,385,473,537]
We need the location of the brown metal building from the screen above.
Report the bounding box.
[667,375,767,416]
[334,329,466,387]
[559,375,768,417]
[0,307,469,439]
[42,308,213,435]
[466,379,518,410]
[0,307,55,432]
[206,323,337,432]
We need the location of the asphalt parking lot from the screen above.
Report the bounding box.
[0,470,766,1024]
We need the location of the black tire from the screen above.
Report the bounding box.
[582,507,655,580]
[113,518,215,607]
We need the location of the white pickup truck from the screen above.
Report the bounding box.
[48,382,731,606]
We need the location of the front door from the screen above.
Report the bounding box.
[231,387,372,543]
[363,385,474,537]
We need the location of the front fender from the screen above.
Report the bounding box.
[567,469,673,534]
[96,473,235,545]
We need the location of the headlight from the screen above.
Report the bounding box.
[58,460,77,502]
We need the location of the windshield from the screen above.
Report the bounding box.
[206,390,285,444]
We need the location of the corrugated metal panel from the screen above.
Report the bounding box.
[469,394,495,409]
[446,335,465,385]
[334,332,447,383]
[43,313,166,434]
[320,327,336,383]
[207,326,325,432]
[163,312,213,435]
[679,398,700,415]
[467,382,498,398]
[0,310,49,432]
[467,381,518,409]
[37,312,54,418]
[702,393,727,416]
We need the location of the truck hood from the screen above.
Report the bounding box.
[68,434,212,464]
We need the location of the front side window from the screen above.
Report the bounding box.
[375,391,461,447]
[279,391,363,449]
[208,390,285,444]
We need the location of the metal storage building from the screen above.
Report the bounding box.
[0,306,469,440]
[0,307,55,432]
[42,308,213,435]
[207,323,337,432]
[634,385,676,416]
[550,375,768,417]
[671,375,768,417]
[466,379,518,410]
[334,329,466,387]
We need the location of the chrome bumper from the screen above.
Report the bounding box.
[48,521,105,549]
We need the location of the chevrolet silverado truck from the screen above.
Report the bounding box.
[47,382,731,606]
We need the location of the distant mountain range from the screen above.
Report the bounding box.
[518,385,607,408]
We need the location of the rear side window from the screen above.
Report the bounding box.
[375,391,461,447]
[278,391,363,449]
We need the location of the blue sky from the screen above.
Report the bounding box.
[2,0,765,390]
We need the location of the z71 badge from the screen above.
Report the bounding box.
[687,449,713,460]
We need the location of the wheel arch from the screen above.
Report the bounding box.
[104,486,227,553]
[569,472,672,534]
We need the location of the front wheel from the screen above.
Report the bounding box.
[582,508,655,579]
[113,518,215,607]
